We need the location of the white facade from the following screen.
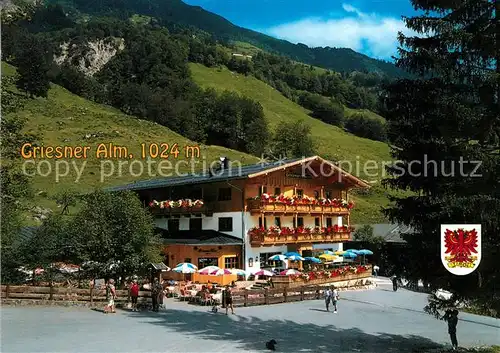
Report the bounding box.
[155,211,346,276]
[154,212,244,239]
[242,213,345,274]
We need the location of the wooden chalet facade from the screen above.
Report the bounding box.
[109,156,369,278]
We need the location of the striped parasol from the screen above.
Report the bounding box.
[209,268,233,276]
[172,263,198,273]
[198,266,220,274]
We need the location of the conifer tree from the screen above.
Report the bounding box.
[14,34,51,98]
[382,0,500,316]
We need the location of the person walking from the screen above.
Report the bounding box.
[444,309,459,350]
[331,286,339,313]
[324,287,333,312]
[151,278,162,312]
[104,279,116,314]
[224,285,235,315]
[392,275,398,291]
[129,279,140,312]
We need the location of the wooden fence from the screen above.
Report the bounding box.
[228,286,332,307]
[0,285,152,305]
[1,284,366,308]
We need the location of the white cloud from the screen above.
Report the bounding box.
[265,3,414,59]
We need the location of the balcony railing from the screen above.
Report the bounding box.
[249,226,353,246]
[247,199,351,214]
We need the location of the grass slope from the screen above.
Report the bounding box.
[2,62,257,219]
[190,63,390,177]
[190,63,395,223]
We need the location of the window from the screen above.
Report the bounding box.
[325,190,332,199]
[258,217,267,228]
[218,187,232,201]
[218,217,233,231]
[326,217,332,227]
[224,256,239,269]
[189,218,202,231]
[258,186,268,196]
[189,187,203,200]
[315,217,320,227]
[314,190,319,199]
[274,217,281,227]
[292,217,304,228]
[168,219,179,232]
[259,252,281,267]
[296,189,303,198]
[274,187,281,195]
[198,258,218,269]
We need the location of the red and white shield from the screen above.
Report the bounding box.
[440,224,481,275]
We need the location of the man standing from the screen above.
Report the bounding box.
[151,278,162,312]
[331,286,339,313]
[324,287,332,312]
[373,265,380,277]
[444,309,459,350]
[392,275,398,291]
[104,279,116,314]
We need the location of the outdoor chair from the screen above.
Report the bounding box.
[200,293,213,306]
[179,289,189,301]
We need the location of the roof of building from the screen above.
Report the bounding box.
[156,228,243,246]
[107,156,369,192]
[149,262,169,271]
[353,223,414,243]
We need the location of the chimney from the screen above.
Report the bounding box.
[219,157,229,170]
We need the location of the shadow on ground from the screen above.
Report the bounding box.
[124,309,444,352]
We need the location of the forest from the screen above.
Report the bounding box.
[2,2,388,159]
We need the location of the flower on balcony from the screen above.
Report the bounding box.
[311,227,324,234]
[280,227,295,235]
[248,227,267,237]
[267,226,281,235]
[149,199,204,209]
[149,200,160,207]
[295,226,311,234]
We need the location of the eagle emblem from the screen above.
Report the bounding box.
[441,225,481,276]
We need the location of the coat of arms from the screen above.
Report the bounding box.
[441,224,481,275]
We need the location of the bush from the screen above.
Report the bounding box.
[345,113,387,142]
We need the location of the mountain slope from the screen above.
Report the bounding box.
[189,63,390,170]
[2,61,390,224]
[189,63,394,223]
[58,0,407,78]
[2,62,257,212]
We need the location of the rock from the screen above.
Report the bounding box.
[54,38,126,77]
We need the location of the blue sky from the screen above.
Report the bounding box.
[183,0,417,60]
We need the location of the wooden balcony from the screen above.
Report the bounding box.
[247,199,350,215]
[250,231,352,246]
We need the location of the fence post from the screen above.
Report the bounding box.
[90,286,94,305]
[6,284,10,299]
[300,286,304,301]
[49,282,54,300]
[264,288,269,305]
[243,289,248,307]
[283,287,287,303]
